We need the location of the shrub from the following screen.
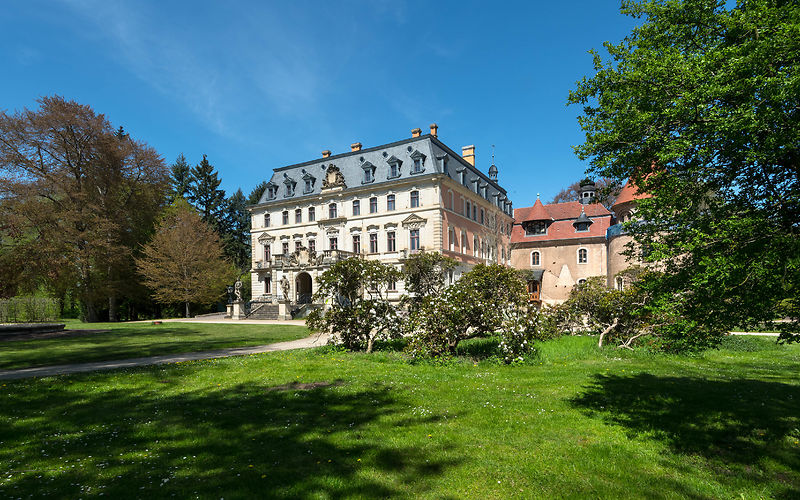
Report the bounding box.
[0,296,59,323]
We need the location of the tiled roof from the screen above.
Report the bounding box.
[511,201,612,243]
[613,178,652,208]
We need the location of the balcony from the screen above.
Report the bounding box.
[322,249,360,262]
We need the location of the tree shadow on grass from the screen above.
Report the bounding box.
[0,374,461,498]
[571,373,800,497]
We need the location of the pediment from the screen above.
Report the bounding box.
[257,232,275,242]
[401,213,427,228]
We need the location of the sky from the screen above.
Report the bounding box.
[1,1,638,208]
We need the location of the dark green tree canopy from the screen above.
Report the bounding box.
[187,154,226,228]
[569,0,800,344]
[169,153,192,202]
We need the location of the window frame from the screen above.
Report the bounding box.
[531,251,540,267]
[578,247,588,264]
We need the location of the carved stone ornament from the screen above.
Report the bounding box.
[280,276,290,299]
[322,165,346,189]
[234,280,243,302]
[401,213,427,229]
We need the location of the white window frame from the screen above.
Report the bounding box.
[577,247,588,264]
[531,251,540,267]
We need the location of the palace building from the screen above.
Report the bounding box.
[247,125,514,306]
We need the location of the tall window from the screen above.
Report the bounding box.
[308,207,315,222]
[352,234,361,254]
[294,240,301,252]
[282,210,289,225]
[480,209,485,225]
[449,228,455,251]
[466,201,471,218]
[461,230,468,253]
[363,167,373,183]
[305,179,313,193]
[352,200,360,216]
[295,209,302,224]
[410,229,420,250]
[473,235,479,256]
[329,237,338,250]
[369,197,378,213]
[615,276,624,290]
[413,158,422,173]
[264,214,270,227]
[282,241,289,255]
[578,248,588,264]
[531,251,540,266]
[410,190,419,208]
[387,194,395,211]
[448,191,454,210]
[369,233,378,253]
[328,203,337,219]
[265,276,271,294]
[264,243,271,262]
[308,239,315,252]
[472,205,477,221]
[389,163,399,178]
[387,231,396,252]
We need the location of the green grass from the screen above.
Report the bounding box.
[0,320,310,370]
[1,335,798,498]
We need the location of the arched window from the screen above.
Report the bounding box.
[531,251,540,267]
[328,203,337,219]
[410,190,419,208]
[577,278,587,285]
[387,194,396,211]
[578,248,588,264]
[282,210,289,225]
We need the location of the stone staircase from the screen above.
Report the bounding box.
[246,302,280,320]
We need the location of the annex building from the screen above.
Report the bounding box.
[248,125,515,305]
[510,179,650,305]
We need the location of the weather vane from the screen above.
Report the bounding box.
[491,144,496,164]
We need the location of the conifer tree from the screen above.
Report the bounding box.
[247,181,269,205]
[222,188,251,271]
[169,153,192,202]
[187,154,226,229]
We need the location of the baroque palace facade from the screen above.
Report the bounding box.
[247,125,514,304]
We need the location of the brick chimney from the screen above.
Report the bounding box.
[411,128,422,138]
[321,150,331,158]
[430,123,438,137]
[462,145,475,166]
[350,142,362,152]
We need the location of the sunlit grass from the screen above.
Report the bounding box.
[0,321,309,370]
[1,335,798,498]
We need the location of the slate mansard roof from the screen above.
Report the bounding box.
[251,134,511,213]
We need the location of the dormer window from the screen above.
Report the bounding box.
[283,173,296,197]
[386,156,402,179]
[575,222,590,232]
[410,150,426,174]
[265,182,278,200]
[573,209,594,233]
[525,221,548,236]
[301,169,316,194]
[362,161,376,184]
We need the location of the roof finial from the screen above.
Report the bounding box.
[491,144,495,165]
[536,193,540,199]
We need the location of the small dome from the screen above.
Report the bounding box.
[488,164,498,180]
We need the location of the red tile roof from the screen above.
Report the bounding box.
[511,201,611,243]
[613,178,652,209]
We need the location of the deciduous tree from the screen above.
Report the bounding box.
[136,199,237,318]
[569,0,800,345]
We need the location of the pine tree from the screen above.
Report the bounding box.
[169,153,192,202]
[187,154,226,229]
[247,181,269,205]
[222,189,251,271]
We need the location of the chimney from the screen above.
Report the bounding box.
[461,145,475,166]
[411,128,422,138]
[430,123,438,137]
[350,142,362,152]
[321,150,331,158]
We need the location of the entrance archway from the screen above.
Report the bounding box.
[296,272,312,304]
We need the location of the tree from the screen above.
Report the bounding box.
[550,178,619,207]
[569,0,800,345]
[0,96,168,321]
[247,181,268,206]
[169,153,192,202]
[306,258,401,352]
[222,188,251,271]
[187,154,226,229]
[136,199,236,318]
[401,251,457,307]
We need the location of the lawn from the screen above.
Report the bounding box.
[0,335,798,498]
[0,320,310,370]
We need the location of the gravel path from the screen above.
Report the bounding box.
[0,332,329,381]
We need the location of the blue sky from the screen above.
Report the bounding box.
[1,1,637,207]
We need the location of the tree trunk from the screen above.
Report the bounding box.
[85,299,98,323]
[185,301,190,318]
[598,318,619,348]
[108,295,118,322]
[366,335,374,354]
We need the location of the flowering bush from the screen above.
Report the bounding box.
[498,307,561,363]
[306,258,401,352]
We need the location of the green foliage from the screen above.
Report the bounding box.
[247,181,269,205]
[405,264,530,360]
[569,0,800,345]
[168,153,192,202]
[401,251,457,308]
[0,296,59,323]
[306,258,402,352]
[221,188,251,271]
[187,154,226,229]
